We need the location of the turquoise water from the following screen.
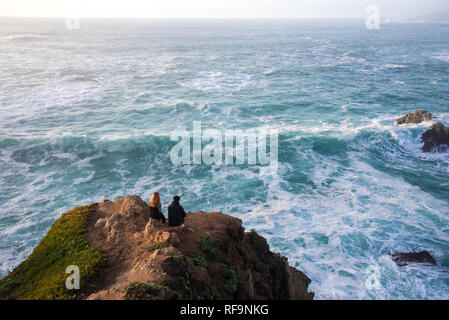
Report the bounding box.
[1,18,449,299]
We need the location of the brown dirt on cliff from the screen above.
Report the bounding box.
[79,196,155,299]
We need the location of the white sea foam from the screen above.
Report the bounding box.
[263,68,276,75]
[2,20,449,300]
[241,154,449,299]
[192,114,449,298]
[179,71,255,93]
[430,79,442,86]
[98,132,134,142]
[383,64,408,69]
[72,171,95,185]
[432,52,449,62]
[4,34,46,40]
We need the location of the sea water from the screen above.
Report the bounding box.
[1,18,449,299]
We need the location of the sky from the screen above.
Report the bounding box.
[0,0,448,19]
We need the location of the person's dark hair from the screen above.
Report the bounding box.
[173,195,181,203]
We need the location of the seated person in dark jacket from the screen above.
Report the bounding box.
[149,192,166,224]
[168,195,186,227]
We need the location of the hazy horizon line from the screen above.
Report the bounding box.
[0,15,369,20]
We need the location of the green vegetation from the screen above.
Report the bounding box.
[243,253,251,267]
[222,264,235,279]
[248,229,269,255]
[173,255,188,267]
[267,255,284,274]
[236,246,251,268]
[222,264,238,296]
[175,256,192,297]
[248,230,285,275]
[0,205,106,300]
[125,282,163,300]
[196,235,223,261]
[205,285,221,300]
[148,242,169,252]
[125,282,157,294]
[191,252,208,269]
[177,257,192,298]
[161,255,191,299]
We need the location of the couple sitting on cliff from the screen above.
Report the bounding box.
[149,192,186,229]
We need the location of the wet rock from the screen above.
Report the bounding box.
[391,251,437,267]
[421,122,449,153]
[395,110,432,125]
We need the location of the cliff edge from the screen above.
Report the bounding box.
[0,195,314,300]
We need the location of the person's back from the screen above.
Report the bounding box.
[149,192,166,224]
[168,195,186,227]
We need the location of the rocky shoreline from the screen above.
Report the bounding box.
[395,110,449,153]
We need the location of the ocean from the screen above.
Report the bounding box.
[1,18,449,299]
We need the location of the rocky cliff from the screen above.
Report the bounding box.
[0,196,314,300]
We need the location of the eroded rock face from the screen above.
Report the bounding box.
[421,122,449,153]
[94,196,150,241]
[395,110,432,125]
[82,196,314,300]
[391,251,437,267]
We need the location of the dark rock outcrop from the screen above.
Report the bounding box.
[391,251,437,267]
[421,122,449,153]
[395,110,432,125]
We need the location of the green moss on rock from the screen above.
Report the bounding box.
[0,204,106,300]
[125,282,162,300]
[196,235,223,261]
[248,229,269,255]
[222,264,238,296]
[148,242,169,252]
[190,253,208,269]
[205,285,221,300]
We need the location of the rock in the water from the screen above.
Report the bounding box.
[395,110,432,125]
[421,122,449,153]
[391,251,437,267]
